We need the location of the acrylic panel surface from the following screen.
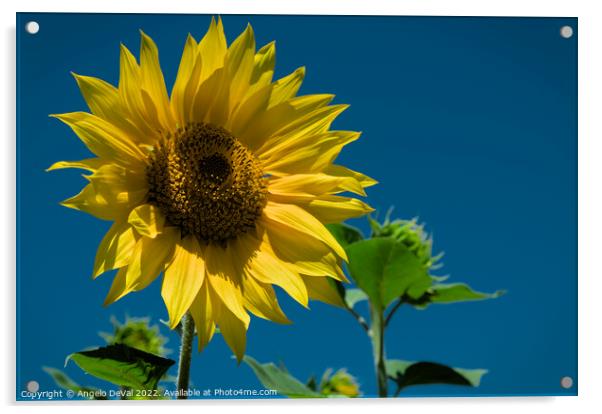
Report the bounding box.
[16,13,577,400]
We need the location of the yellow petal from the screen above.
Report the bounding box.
[128,203,165,238]
[60,164,147,221]
[268,173,366,197]
[272,104,350,143]
[239,93,333,150]
[247,41,276,96]
[72,74,146,145]
[51,112,146,167]
[125,228,179,291]
[60,185,136,221]
[205,243,250,326]
[190,67,228,125]
[262,201,347,261]
[198,16,227,83]
[72,74,121,122]
[140,88,162,129]
[103,267,129,306]
[209,284,248,362]
[302,275,346,308]
[228,83,273,136]
[118,44,162,142]
[242,273,290,324]
[118,45,145,118]
[263,220,347,282]
[257,106,351,159]
[171,34,199,125]
[162,235,206,328]
[119,43,141,90]
[323,164,378,189]
[139,31,174,130]
[210,77,233,126]
[180,57,204,123]
[85,163,146,190]
[104,232,173,306]
[224,24,255,114]
[93,221,139,278]
[261,131,358,176]
[235,233,309,307]
[47,157,106,173]
[189,283,216,351]
[268,67,305,108]
[290,195,374,224]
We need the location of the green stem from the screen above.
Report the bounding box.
[176,312,195,399]
[347,304,370,332]
[384,297,403,327]
[369,303,388,397]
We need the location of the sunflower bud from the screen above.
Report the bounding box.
[319,368,361,397]
[369,215,442,271]
[99,316,168,356]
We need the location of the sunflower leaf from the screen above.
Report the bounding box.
[43,367,108,399]
[385,359,488,391]
[66,344,175,390]
[306,375,318,391]
[405,283,505,309]
[344,288,368,309]
[429,283,505,303]
[345,238,431,310]
[243,356,323,398]
[326,223,364,248]
[43,366,83,392]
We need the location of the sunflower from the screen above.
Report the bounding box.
[49,18,375,360]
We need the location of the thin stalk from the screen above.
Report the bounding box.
[384,297,403,327]
[176,312,195,399]
[347,305,370,332]
[369,303,388,397]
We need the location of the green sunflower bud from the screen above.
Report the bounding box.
[99,316,168,357]
[369,213,443,271]
[319,368,361,398]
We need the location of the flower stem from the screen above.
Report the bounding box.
[369,303,388,397]
[176,312,195,399]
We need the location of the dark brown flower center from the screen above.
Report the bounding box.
[146,123,268,244]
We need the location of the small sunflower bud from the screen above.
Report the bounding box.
[369,216,442,271]
[99,316,168,356]
[319,368,361,397]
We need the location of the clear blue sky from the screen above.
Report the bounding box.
[17,13,577,399]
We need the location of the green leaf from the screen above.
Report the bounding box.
[66,344,175,390]
[43,367,83,392]
[405,275,434,300]
[242,356,323,398]
[346,238,431,309]
[344,288,368,309]
[306,375,318,391]
[43,367,107,399]
[385,359,488,391]
[430,283,505,303]
[406,283,505,308]
[326,223,364,248]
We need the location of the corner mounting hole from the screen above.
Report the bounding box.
[25,21,39,35]
[561,376,573,389]
[26,380,39,392]
[560,25,573,39]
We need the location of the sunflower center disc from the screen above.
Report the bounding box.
[146,123,268,244]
